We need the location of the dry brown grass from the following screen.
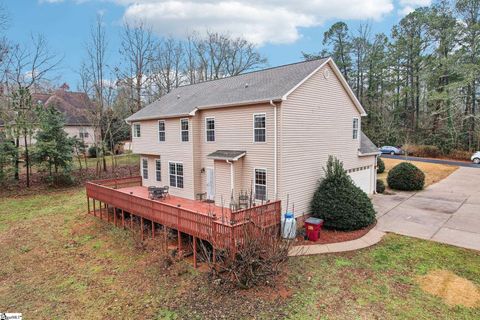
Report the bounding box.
[378,158,458,188]
[417,270,480,308]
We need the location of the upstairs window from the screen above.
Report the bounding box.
[206,117,215,142]
[142,158,148,179]
[158,120,165,142]
[79,128,89,139]
[169,162,184,188]
[353,118,359,140]
[133,123,141,138]
[254,168,267,201]
[155,159,161,182]
[253,113,266,142]
[181,118,189,142]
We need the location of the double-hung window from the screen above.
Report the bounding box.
[155,159,161,182]
[158,120,165,142]
[142,158,148,179]
[254,168,267,201]
[206,117,215,142]
[133,123,141,138]
[79,128,89,139]
[169,162,184,188]
[253,113,266,142]
[352,118,359,140]
[181,119,189,142]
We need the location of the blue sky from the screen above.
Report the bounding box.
[4,0,430,89]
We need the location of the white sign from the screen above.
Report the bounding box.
[0,313,22,320]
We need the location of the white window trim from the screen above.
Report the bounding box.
[158,120,166,142]
[353,117,360,140]
[205,116,215,143]
[168,161,184,189]
[180,118,189,142]
[253,167,267,201]
[133,123,141,138]
[253,113,267,143]
[141,157,148,180]
[155,158,161,182]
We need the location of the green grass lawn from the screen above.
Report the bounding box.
[1,188,479,319]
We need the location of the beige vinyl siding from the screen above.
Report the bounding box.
[193,104,275,207]
[279,63,375,216]
[133,118,195,199]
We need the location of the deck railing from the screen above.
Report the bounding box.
[85,176,281,251]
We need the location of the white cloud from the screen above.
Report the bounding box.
[398,0,432,16]
[116,0,394,45]
[39,0,65,3]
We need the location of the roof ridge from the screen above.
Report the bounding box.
[173,56,330,91]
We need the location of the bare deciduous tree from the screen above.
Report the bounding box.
[117,21,155,113]
[4,34,61,186]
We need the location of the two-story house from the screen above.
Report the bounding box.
[126,58,379,217]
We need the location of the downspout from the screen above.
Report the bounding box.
[270,100,278,199]
[226,160,234,194]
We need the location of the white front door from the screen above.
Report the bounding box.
[206,167,215,200]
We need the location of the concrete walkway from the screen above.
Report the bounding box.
[289,229,385,256]
[374,167,480,251]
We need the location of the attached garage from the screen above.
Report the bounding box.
[348,165,375,194]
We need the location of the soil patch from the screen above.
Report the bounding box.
[294,223,375,246]
[417,269,480,308]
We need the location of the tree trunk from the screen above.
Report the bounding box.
[23,133,30,188]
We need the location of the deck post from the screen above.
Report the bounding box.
[113,208,117,226]
[107,204,110,223]
[87,196,90,214]
[193,236,197,269]
[164,227,168,254]
[100,202,103,220]
[141,217,144,241]
[177,230,182,256]
[151,221,155,239]
[121,209,125,229]
[130,214,134,229]
[93,199,96,217]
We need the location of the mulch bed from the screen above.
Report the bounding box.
[294,222,376,246]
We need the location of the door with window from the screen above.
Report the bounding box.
[206,167,215,200]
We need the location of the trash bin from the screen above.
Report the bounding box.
[304,217,324,241]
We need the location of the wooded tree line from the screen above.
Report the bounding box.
[305,0,480,153]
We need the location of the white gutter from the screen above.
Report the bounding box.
[270,99,278,199]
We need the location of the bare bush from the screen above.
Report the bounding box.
[200,221,292,289]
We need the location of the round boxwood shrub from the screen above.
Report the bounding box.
[387,162,425,191]
[377,157,385,174]
[88,145,97,158]
[376,179,385,193]
[310,156,376,231]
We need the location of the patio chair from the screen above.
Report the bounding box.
[162,186,169,198]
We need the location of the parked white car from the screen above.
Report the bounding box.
[472,151,480,164]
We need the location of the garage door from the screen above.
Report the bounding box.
[348,166,373,194]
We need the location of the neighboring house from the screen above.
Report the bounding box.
[126,58,379,217]
[0,85,98,148]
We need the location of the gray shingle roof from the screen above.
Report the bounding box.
[127,58,329,122]
[359,132,380,155]
[207,150,246,161]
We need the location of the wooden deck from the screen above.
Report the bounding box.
[85,176,281,263]
[117,186,233,223]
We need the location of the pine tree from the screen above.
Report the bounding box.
[33,104,74,179]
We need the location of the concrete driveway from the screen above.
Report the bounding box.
[374,167,480,251]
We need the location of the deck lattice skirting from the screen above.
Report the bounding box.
[85,176,281,266]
